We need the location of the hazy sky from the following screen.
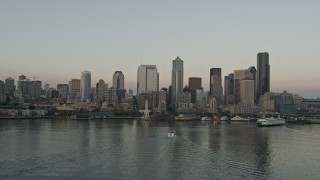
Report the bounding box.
[1,0,320,98]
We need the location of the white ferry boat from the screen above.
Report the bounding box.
[257,116,285,127]
[201,116,211,121]
[220,116,229,121]
[168,130,176,137]
[231,116,249,121]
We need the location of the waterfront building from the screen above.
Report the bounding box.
[234,69,253,104]
[224,73,235,105]
[257,52,270,101]
[0,80,4,93]
[240,79,255,106]
[80,71,91,102]
[210,68,223,106]
[188,77,202,104]
[171,56,184,108]
[138,91,157,110]
[137,65,159,95]
[69,79,81,100]
[258,92,275,112]
[208,96,218,113]
[96,79,107,101]
[176,92,192,110]
[57,84,69,99]
[113,71,124,90]
[30,81,42,99]
[4,77,15,96]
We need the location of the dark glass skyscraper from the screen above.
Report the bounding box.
[257,52,270,101]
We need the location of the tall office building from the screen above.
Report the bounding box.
[69,79,80,100]
[80,71,91,102]
[0,80,4,93]
[171,56,184,107]
[113,71,124,90]
[137,65,159,95]
[18,79,31,97]
[188,77,202,104]
[96,79,107,101]
[248,66,257,103]
[5,77,15,96]
[257,52,270,101]
[234,69,253,104]
[224,73,235,105]
[30,81,42,99]
[210,68,223,105]
[57,84,69,99]
[240,79,255,106]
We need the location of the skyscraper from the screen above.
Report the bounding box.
[234,69,253,104]
[188,77,202,104]
[57,84,69,99]
[210,68,223,104]
[257,52,270,101]
[171,56,184,107]
[30,81,42,99]
[224,73,235,105]
[240,79,255,106]
[112,71,124,90]
[248,66,257,103]
[96,79,107,101]
[0,80,4,93]
[69,79,80,100]
[18,75,31,97]
[80,71,91,102]
[137,65,159,95]
[4,77,15,96]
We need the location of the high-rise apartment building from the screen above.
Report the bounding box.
[257,52,270,101]
[80,71,91,102]
[234,69,253,104]
[171,56,184,107]
[188,77,202,104]
[69,79,80,100]
[137,65,159,95]
[112,71,124,90]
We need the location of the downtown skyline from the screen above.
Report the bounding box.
[1,1,320,98]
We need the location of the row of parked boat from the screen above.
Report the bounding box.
[201,115,285,127]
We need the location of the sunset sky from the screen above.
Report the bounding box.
[1,0,320,98]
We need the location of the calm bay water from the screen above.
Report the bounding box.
[0,119,320,180]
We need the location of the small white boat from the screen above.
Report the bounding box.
[220,116,229,121]
[168,130,176,137]
[201,116,211,121]
[231,116,249,121]
[257,116,285,126]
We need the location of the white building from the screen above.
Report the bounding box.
[137,65,159,95]
[80,71,91,102]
